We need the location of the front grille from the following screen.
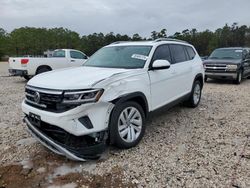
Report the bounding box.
[25,86,76,112]
[204,64,227,72]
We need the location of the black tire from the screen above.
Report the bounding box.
[204,76,208,82]
[109,101,146,149]
[36,66,51,75]
[185,80,202,108]
[233,70,243,84]
[23,75,31,81]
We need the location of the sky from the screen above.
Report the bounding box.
[1,0,250,37]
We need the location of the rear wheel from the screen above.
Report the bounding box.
[109,101,146,149]
[185,80,202,108]
[23,75,31,81]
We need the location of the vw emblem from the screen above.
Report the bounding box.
[34,91,40,103]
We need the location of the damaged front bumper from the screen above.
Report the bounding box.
[23,116,107,161]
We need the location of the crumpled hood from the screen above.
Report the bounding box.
[203,59,241,65]
[27,66,132,90]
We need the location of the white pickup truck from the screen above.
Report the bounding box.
[8,49,88,80]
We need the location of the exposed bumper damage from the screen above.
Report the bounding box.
[24,116,107,161]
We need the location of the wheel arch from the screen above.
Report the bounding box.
[36,65,52,74]
[111,92,149,118]
[194,73,204,89]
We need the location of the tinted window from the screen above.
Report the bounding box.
[185,46,196,60]
[169,45,187,63]
[70,51,86,59]
[152,45,172,63]
[209,49,242,60]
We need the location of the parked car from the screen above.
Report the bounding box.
[203,47,250,84]
[22,38,204,161]
[8,49,88,80]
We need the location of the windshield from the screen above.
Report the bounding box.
[84,45,152,69]
[209,49,242,60]
[52,50,65,58]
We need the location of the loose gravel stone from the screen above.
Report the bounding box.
[0,62,249,187]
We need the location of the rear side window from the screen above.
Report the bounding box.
[52,50,65,58]
[169,44,188,63]
[70,51,87,59]
[152,45,172,63]
[185,46,196,60]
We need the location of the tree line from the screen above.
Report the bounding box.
[1,23,250,60]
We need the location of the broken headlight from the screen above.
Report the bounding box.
[62,89,104,104]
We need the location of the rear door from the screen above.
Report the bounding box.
[69,50,88,66]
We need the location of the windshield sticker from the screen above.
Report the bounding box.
[235,50,243,53]
[131,54,148,61]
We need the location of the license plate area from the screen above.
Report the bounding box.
[29,112,41,127]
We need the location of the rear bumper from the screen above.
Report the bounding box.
[24,116,107,161]
[205,71,237,79]
[9,69,28,76]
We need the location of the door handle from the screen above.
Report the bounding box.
[71,59,75,62]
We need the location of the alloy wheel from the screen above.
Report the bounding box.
[118,107,142,143]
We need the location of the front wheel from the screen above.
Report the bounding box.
[185,80,202,108]
[233,70,242,84]
[204,76,208,82]
[109,101,146,149]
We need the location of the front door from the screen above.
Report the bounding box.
[148,44,178,110]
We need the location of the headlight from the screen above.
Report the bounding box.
[62,89,104,104]
[226,64,237,70]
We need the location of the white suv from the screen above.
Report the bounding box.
[22,38,204,161]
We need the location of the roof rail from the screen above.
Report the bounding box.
[154,38,188,44]
[111,41,128,44]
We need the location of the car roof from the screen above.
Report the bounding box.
[107,38,192,47]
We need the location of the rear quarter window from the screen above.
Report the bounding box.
[52,50,65,58]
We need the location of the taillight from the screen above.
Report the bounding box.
[21,59,29,64]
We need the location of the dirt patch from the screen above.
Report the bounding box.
[0,151,134,188]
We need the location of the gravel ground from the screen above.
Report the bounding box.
[0,61,249,188]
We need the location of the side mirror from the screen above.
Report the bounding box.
[151,60,171,70]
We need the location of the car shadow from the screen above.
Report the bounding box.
[206,78,250,85]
